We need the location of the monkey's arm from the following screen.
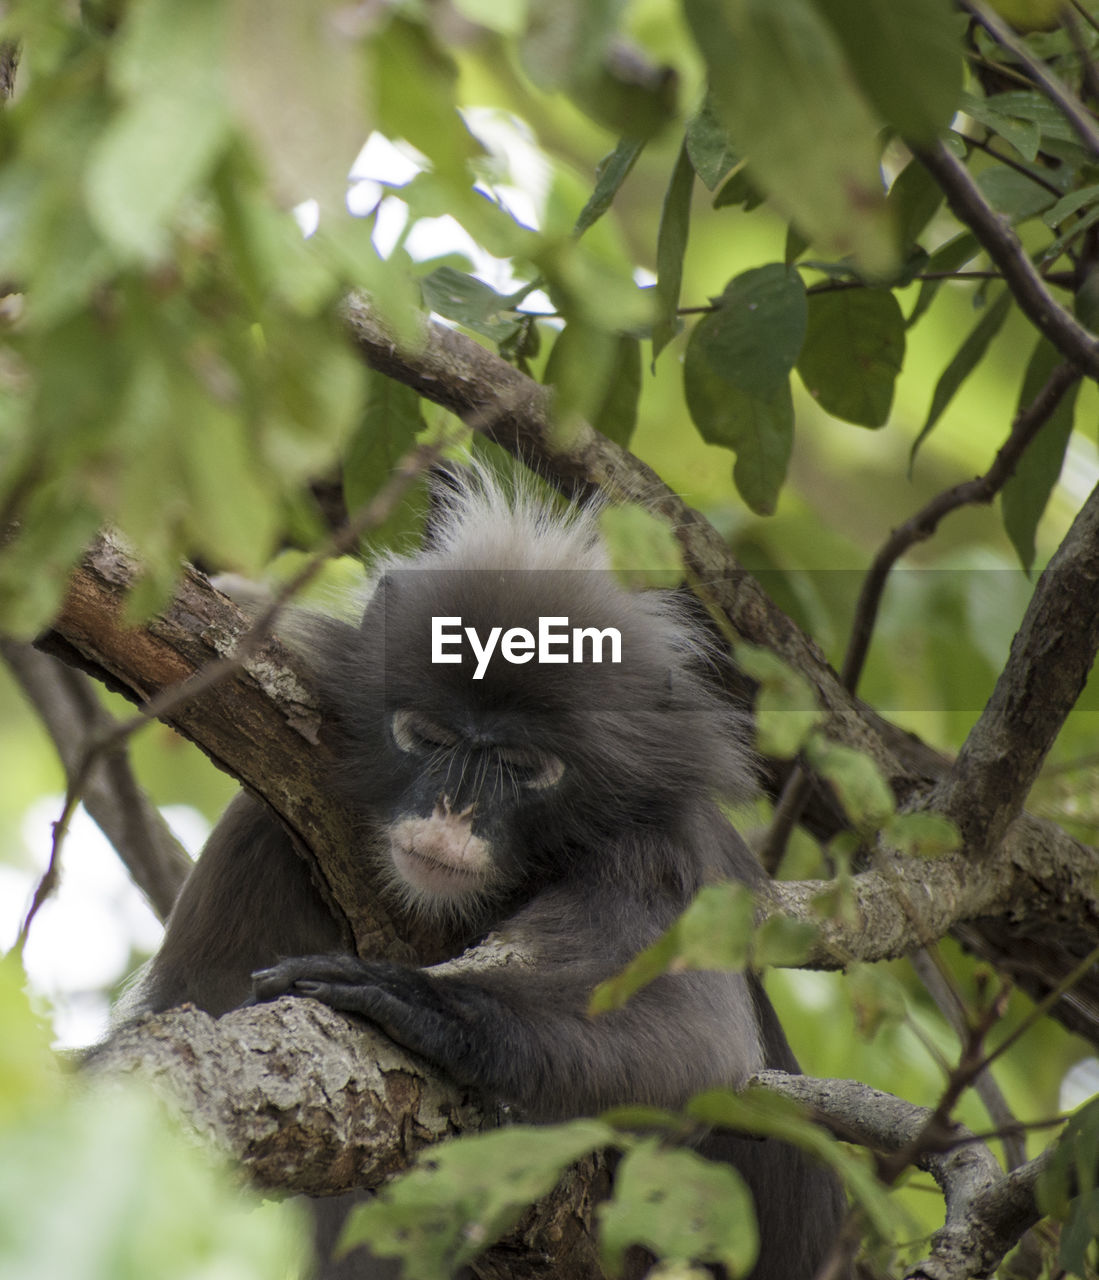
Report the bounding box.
[134,793,346,1017]
[251,942,764,1119]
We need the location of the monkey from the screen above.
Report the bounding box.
[126,470,847,1279]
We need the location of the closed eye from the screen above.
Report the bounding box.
[391,708,459,754]
[497,746,565,791]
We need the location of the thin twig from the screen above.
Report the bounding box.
[962,0,1099,159]
[965,132,1065,199]
[841,360,1081,693]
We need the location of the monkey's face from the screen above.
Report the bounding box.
[374,703,567,919]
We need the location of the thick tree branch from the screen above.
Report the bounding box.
[755,1071,1048,1280]
[914,141,1099,379]
[1,639,191,920]
[935,477,1099,854]
[89,1003,1050,1280]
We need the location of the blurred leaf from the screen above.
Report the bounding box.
[797,289,905,427]
[87,0,230,260]
[226,0,366,213]
[575,137,647,237]
[688,1088,907,1240]
[0,1082,306,1280]
[372,17,481,188]
[884,811,960,858]
[0,956,60,1130]
[846,962,909,1038]
[685,96,740,191]
[887,159,946,251]
[652,141,695,361]
[520,0,618,90]
[599,1141,758,1277]
[599,505,682,588]
[911,290,1012,461]
[805,734,895,830]
[812,0,962,141]
[344,369,428,551]
[752,916,820,968]
[544,324,640,447]
[736,643,823,758]
[1002,338,1081,572]
[684,0,896,273]
[590,883,756,1012]
[341,1121,613,1279]
[538,237,653,333]
[420,267,524,343]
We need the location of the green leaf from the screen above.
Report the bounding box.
[693,266,809,398]
[343,370,428,551]
[420,267,523,343]
[575,137,647,237]
[544,324,640,446]
[688,1088,908,1242]
[684,361,793,516]
[884,811,961,858]
[685,96,740,191]
[683,265,805,513]
[341,1121,614,1279]
[652,141,695,361]
[811,0,962,141]
[887,159,946,251]
[911,290,1012,460]
[590,883,756,1013]
[804,734,895,830]
[846,963,909,1038]
[906,229,980,329]
[976,166,1060,223]
[961,91,1041,162]
[684,0,896,274]
[519,0,619,90]
[226,0,366,214]
[372,18,481,187]
[599,505,683,589]
[797,289,905,427]
[751,916,820,968]
[1002,338,1081,572]
[735,644,823,758]
[1042,184,1099,229]
[86,0,230,260]
[599,1141,758,1278]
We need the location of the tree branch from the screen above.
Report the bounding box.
[935,477,1099,854]
[962,0,1099,160]
[1,639,192,920]
[914,141,1099,379]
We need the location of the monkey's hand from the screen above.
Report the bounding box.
[250,956,483,1080]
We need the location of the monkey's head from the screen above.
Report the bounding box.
[315,472,755,925]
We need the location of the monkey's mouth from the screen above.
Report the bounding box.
[387,808,492,902]
[390,844,487,900]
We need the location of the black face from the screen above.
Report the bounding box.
[377,704,566,918]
